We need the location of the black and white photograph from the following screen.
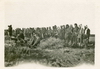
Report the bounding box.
[2,0,97,69]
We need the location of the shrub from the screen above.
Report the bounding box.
[5,44,31,67]
[38,37,64,49]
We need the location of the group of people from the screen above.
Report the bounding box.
[6,23,90,48]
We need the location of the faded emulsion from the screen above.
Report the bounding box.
[4,23,95,67]
[4,0,95,68]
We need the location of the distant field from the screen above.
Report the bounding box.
[89,34,95,42]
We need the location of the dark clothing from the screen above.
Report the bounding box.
[83,28,91,47]
[87,29,90,39]
[18,33,24,39]
[84,28,90,39]
[16,33,25,44]
[8,26,12,36]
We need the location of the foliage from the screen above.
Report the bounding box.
[5,37,94,67]
[38,37,64,49]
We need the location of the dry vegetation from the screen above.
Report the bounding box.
[5,36,95,67]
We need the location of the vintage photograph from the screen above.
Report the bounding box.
[4,0,95,68]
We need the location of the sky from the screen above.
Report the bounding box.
[4,0,95,34]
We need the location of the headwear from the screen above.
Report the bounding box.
[74,23,77,26]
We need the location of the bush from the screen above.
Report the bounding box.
[5,44,31,67]
[38,37,64,49]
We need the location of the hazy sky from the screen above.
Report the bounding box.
[5,0,95,34]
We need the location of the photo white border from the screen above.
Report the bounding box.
[0,0,100,69]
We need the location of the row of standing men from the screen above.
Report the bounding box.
[7,23,90,47]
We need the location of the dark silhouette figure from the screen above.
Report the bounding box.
[8,25,12,37]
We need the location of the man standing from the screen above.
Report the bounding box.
[77,24,84,47]
[86,26,90,43]
[8,25,12,37]
[73,23,79,46]
[65,24,73,47]
[83,25,90,48]
[59,25,65,40]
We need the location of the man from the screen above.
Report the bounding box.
[45,27,49,38]
[30,32,40,48]
[73,23,79,46]
[65,24,69,29]
[43,27,47,39]
[83,25,90,48]
[16,31,25,44]
[8,25,12,37]
[77,24,84,46]
[59,25,65,40]
[52,25,57,38]
[15,28,21,37]
[64,24,72,46]
[86,26,90,43]
[47,27,52,38]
